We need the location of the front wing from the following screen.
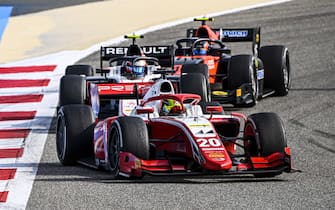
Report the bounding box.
[117,148,291,178]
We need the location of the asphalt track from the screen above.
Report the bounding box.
[26,0,334,209]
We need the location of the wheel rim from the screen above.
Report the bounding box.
[108,127,120,174]
[56,117,66,160]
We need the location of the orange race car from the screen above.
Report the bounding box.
[174,17,291,107]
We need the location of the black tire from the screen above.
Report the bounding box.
[244,112,286,157]
[65,64,94,76]
[227,55,257,106]
[260,45,290,96]
[180,73,209,102]
[244,112,287,177]
[181,63,208,79]
[56,105,95,165]
[108,116,149,177]
[59,75,86,107]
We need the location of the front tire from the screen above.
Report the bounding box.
[228,54,257,107]
[108,116,150,178]
[244,112,287,177]
[244,112,286,156]
[56,105,95,165]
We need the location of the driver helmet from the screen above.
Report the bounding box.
[193,41,209,55]
[161,99,183,115]
[124,59,147,79]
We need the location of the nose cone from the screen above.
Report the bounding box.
[202,150,232,171]
[220,161,233,170]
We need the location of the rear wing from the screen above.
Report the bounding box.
[100,45,174,68]
[187,27,261,55]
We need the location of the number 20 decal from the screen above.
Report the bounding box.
[196,138,222,147]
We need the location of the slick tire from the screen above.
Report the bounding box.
[227,54,257,107]
[56,104,95,165]
[244,112,287,177]
[244,112,287,157]
[181,63,209,79]
[108,116,149,178]
[260,45,290,96]
[180,73,209,102]
[59,75,86,107]
[65,64,94,76]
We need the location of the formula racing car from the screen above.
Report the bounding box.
[174,17,291,107]
[59,34,175,116]
[56,75,292,178]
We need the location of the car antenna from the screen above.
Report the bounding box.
[124,33,144,45]
[193,17,214,26]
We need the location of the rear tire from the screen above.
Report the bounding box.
[228,55,257,107]
[65,64,94,76]
[59,75,86,107]
[260,45,290,96]
[108,116,149,178]
[56,105,95,165]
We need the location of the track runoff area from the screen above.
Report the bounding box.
[0,0,292,209]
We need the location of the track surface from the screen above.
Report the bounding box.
[27,0,335,209]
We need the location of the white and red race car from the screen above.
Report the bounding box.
[59,34,175,116]
[56,74,292,178]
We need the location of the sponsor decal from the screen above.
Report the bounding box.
[222,30,248,38]
[105,47,128,55]
[257,69,264,80]
[197,138,222,148]
[236,88,242,97]
[135,159,141,169]
[105,46,169,55]
[189,123,211,127]
[212,91,228,96]
[111,86,125,91]
[206,59,215,69]
[208,152,225,158]
[201,147,225,151]
[98,85,111,91]
[142,46,168,54]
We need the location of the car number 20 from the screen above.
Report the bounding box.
[196,138,222,147]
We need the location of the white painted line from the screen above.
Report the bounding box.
[0,119,33,129]
[0,158,19,168]
[0,180,10,193]
[3,128,50,209]
[0,88,51,96]
[0,72,56,79]
[0,103,42,111]
[0,139,24,149]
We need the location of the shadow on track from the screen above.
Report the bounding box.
[30,162,290,184]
